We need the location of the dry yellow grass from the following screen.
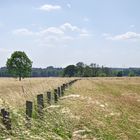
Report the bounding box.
[0,77,140,139]
[59,77,140,139]
[0,77,75,108]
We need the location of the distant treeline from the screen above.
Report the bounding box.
[0,66,63,77]
[0,62,140,77]
[62,62,140,77]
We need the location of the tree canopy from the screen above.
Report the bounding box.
[6,51,32,81]
[63,65,77,77]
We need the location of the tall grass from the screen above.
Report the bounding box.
[0,77,140,139]
[0,77,75,108]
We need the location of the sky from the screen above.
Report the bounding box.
[0,0,140,68]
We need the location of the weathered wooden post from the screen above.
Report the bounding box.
[1,109,11,130]
[61,85,64,96]
[26,101,33,119]
[26,101,33,128]
[47,91,51,105]
[57,87,61,97]
[37,94,44,117]
[54,89,58,103]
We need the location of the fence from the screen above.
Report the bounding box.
[0,79,80,130]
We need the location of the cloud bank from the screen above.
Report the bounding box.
[12,23,90,47]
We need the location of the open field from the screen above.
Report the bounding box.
[0,77,140,139]
[61,77,140,139]
[0,77,75,108]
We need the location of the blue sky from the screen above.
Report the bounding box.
[0,0,140,68]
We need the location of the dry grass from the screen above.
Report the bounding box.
[0,77,140,139]
[0,77,75,108]
[59,77,140,139]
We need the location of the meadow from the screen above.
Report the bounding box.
[0,77,74,108]
[0,77,140,139]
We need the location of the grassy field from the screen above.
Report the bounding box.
[0,77,140,139]
[0,77,74,108]
[62,77,140,139]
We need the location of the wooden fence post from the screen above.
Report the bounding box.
[61,85,64,96]
[37,94,44,117]
[57,87,61,97]
[47,91,51,105]
[54,89,58,103]
[1,109,11,130]
[26,101,33,119]
[63,84,66,91]
[26,101,33,128]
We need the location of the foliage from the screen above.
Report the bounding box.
[63,63,113,77]
[117,71,123,77]
[76,62,84,76]
[32,67,63,77]
[1,61,140,77]
[128,71,135,77]
[6,51,32,80]
[63,65,77,77]
[98,72,107,77]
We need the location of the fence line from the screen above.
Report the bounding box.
[0,79,80,130]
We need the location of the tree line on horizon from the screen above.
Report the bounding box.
[62,62,139,77]
[0,51,139,79]
[0,63,139,78]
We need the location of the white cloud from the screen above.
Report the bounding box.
[67,3,71,8]
[12,28,34,36]
[38,23,89,47]
[105,32,140,41]
[39,4,61,12]
[12,23,90,47]
[39,27,64,35]
[60,23,80,32]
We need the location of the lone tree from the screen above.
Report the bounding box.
[6,51,32,81]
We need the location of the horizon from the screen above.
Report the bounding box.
[0,0,140,68]
[0,64,140,69]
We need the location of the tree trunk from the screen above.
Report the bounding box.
[19,76,21,81]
